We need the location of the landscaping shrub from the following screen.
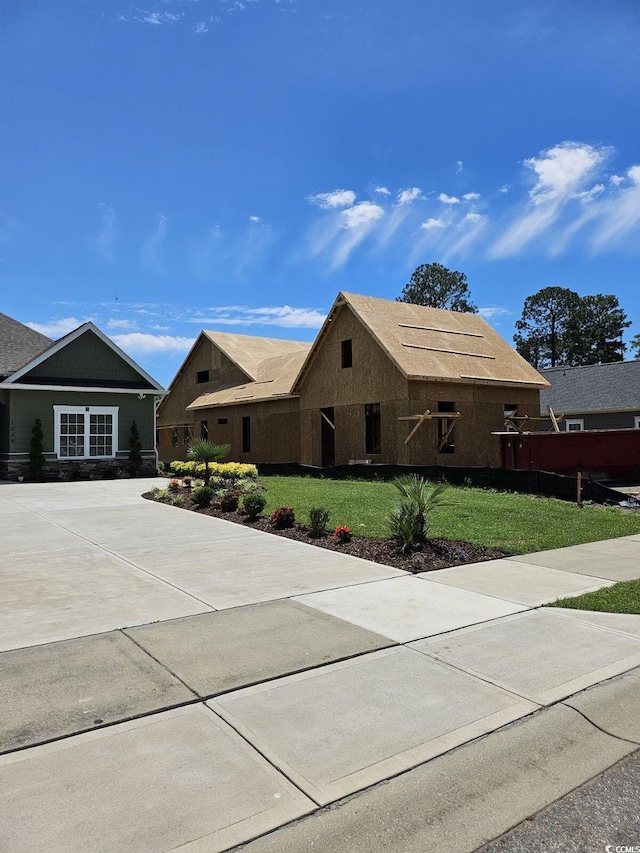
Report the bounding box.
[128,420,143,477]
[169,460,258,480]
[242,492,266,520]
[333,525,352,543]
[152,488,169,500]
[168,479,182,493]
[271,506,295,528]
[386,475,450,553]
[308,506,331,538]
[192,485,214,507]
[157,461,166,475]
[186,439,230,485]
[29,418,46,481]
[171,494,185,507]
[182,476,193,490]
[218,492,240,512]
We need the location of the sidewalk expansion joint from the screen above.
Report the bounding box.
[119,629,202,698]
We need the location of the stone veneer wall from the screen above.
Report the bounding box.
[0,452,157,481]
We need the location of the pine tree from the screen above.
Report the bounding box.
[29,418,46,481]
[128,420,143,476]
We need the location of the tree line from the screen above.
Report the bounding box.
[397,262,640,369]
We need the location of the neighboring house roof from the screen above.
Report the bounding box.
[294,292,549,391]
[540,360,640,415]
[0,320,164,393]
[187,346,311,409]
[0,313,53,376]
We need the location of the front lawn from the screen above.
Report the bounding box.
[260,476,640,555]
[548,579,640,615]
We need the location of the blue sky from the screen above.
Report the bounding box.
[2,0,639,387]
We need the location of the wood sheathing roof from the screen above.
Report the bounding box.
[187,334,312,409]
[293,292,549,391]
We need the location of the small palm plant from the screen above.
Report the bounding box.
[386,475,450,554]
[187,439,230,485]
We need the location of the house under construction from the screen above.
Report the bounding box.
[157,292,549,467]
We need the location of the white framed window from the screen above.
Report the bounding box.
[54,406,119,459]
[565,418,584,432]
[634,416,640,429]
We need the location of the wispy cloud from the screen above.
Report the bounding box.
[134,10,182,26]
[374,186,391,195]
[142,214,169,274]
[193,22,208,34]
[249,215,262,223]
[478,306,511,320]
[91,204,118,262]
[462,192,481,201]
[456,161,464,174]
[439,193,460,205]
[490,141,608,257]
[189,305,326,329]
[106,318,139,332]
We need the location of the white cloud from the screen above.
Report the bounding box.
[439,193,460,205]
[420,218,448,230]
[106,318,139,332]
[193,22,208,34]
[478,306,511,320]
[340,201,384,230]
[490,141,608,257]
[610,174,625,186]
[527,142,607,205]
[26,317,86,337]
[189,305,325,329]
[396,187,422,205]
[374,186,390,195]
[464,212,485,224]
[462,192,481,201]
[249,215,262,223]
[308,189,356,209]
[456,161,464,174]
[111,333,195,356]
[499,185,511,193]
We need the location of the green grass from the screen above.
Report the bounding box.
[548,579,640,614]
[260,475,640,555]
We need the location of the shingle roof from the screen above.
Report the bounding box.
[0,313,53,375]
[294,292,549,390]
[185,333,312,410]
[540,361,640,414]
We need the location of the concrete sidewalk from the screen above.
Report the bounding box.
[0,479,639,852]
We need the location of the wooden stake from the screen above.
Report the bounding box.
[404,410,431,445]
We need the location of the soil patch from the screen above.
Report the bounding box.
[144,490,507,573]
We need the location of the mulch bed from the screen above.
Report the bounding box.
[143,489,506,574]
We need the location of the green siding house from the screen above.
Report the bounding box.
[0,313,164,480]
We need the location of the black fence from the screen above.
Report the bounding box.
[256,462,638,507]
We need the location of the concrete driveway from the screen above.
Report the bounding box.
[1,479,639,852]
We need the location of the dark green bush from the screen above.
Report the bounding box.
[128,420,143,476]
[242,492,266,520]
[308,506,331,538]
[29,418,46,481]
[192,485,214,507]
